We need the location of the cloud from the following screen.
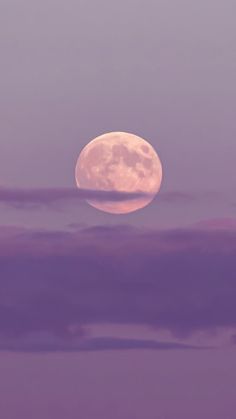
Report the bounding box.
[0,186,224,210]
[0,336,207,353]
[0,187,150,208]
[0,224,235,350]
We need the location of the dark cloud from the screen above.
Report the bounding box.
[0,224,235,350]
[0,186,224,210]
[0,337,207,353]
[0,187,150,208]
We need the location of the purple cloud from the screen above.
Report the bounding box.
[0,336,207,353]
[0,224,235,350]
[0,187,150,208]
[0,186,224,209]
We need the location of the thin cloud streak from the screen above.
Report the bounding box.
[0,337,208,353]
[0,186,227,209]
[0,187,151,208]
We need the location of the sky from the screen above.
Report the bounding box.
[0,0,236,418]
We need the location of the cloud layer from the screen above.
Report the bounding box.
[0,224,235,350]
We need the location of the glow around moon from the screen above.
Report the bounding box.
[75,132,163,214]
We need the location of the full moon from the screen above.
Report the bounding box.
[75,132,163,214]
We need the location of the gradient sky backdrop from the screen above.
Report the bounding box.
[0,0,236,418]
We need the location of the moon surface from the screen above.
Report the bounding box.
[75,132,163,214]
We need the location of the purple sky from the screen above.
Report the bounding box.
[0,0,236,417]
[1,0,236,229]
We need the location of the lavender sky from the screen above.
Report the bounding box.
[0,0,236,418]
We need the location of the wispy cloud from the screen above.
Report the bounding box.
[0,186,226,209]
[0,337,207,353]
[0,187,150,208]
